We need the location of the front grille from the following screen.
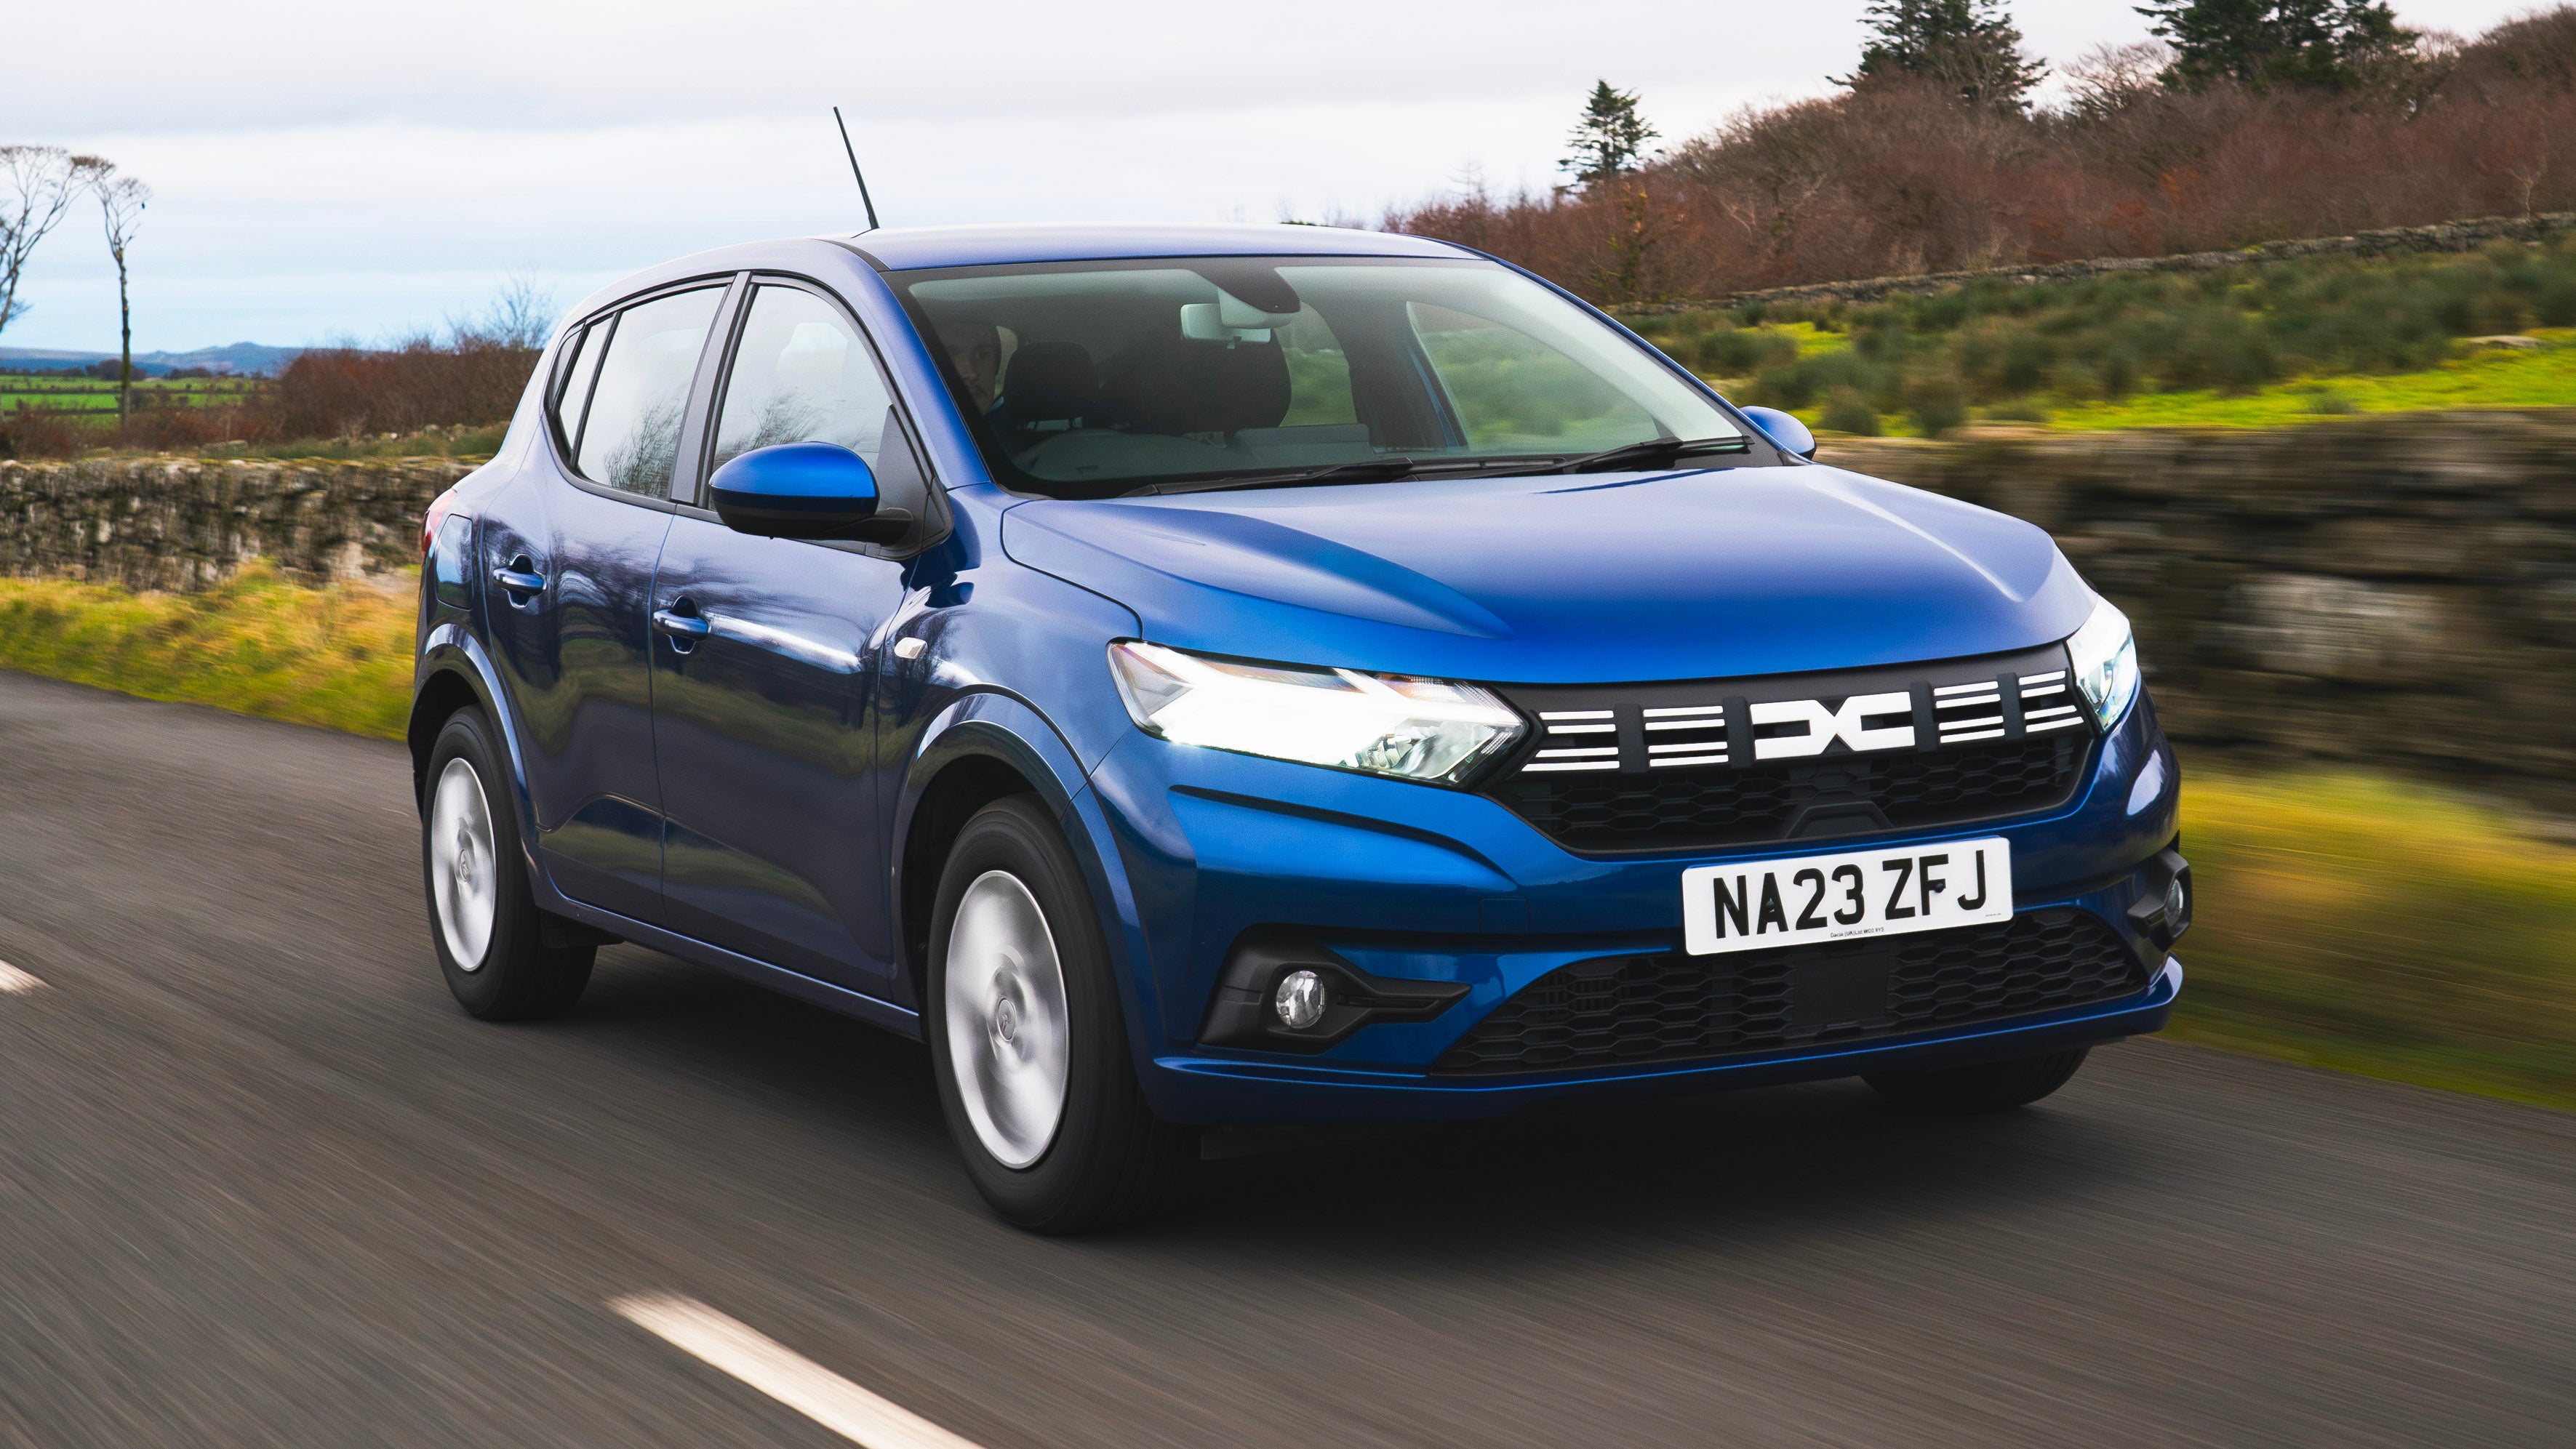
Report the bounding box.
[1492,734,2081,854]
[1431,910,2144,1077]
[1483,645,2093,855]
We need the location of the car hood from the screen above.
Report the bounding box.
[998,465,2093,684]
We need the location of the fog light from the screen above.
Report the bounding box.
[1274,969,1327,1029]
[2165,875,2187,922]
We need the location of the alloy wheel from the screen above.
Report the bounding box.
[429,757,498,969]
[943,870,1072,1168]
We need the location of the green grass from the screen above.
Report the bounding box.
[212,422,507,462]
[0,566,413,739]
[1629,238,2576,435]
[2173,771,2576,1112]
[1,566,2567,1115]
[1684,327,2576,437]
[2,374,263,413]
[2039,333,2576,430]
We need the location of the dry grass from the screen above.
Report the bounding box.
[0,565,413,739]
[2174,771,2576,1110]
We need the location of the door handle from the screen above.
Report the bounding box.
[652,607,711,641]
[490,562,546,596]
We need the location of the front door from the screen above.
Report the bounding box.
[482,284,724,922]
[649,281,924,991]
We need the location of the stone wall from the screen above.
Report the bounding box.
[4,424,2571,805]
[1620,212,2576,316]
[1825,412,2576,807]
[0,455,469,593]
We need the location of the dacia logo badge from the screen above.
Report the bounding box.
[1749,692,1916,760]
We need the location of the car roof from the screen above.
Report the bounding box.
[840,222,1474,271]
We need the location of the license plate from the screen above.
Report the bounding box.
[1681,838,2012,956]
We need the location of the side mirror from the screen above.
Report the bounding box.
[708,442,906,542]
[1740,406,1817,461]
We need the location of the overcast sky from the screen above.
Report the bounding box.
[0,0,2537,353]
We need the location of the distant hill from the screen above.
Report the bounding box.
[0,342,305,377]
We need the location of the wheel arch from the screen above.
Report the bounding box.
[408,630,530,830]
[893,696,1105,1008]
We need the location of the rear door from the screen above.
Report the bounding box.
[479,283,724,921]
[647,278,931,993]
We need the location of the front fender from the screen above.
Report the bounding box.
[897,692,1164,1082]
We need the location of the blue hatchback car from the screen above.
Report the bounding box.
[412,224,2188,1231]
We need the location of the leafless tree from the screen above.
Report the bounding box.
[451,271,557,350]
[92,166,150,420]
[0,146,105,342]
[2060,41,2173,125]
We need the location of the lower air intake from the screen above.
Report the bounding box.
[1431,910,2144,1077]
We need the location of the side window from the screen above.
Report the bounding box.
[549,324,603,452]
[1407,301,1652,451]
[1276,308,1358,427]
[575,286,724,498]
[711,284,900,475]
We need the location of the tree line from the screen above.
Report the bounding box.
[1399,2,2576,303]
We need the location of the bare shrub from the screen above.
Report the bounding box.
[1386,7,2576,301]
[260,331,539,442]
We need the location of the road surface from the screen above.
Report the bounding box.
[0,670,2569,1447]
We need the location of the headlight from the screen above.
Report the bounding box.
[2065,597,2140,727]
[1108,641,1526,783]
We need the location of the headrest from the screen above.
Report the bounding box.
[999,342,1099,424]
[1105,334,1290,437]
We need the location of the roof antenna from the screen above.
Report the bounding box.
[831,106,881,232]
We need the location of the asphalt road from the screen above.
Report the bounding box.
[0,669,2569,1448]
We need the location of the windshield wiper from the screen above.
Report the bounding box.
[1542,435,1751,474]
[1127,457,1423,497]
[1122,443,1724,498]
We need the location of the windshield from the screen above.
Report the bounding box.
[891,255,1749,499]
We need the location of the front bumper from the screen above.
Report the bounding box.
[1083,691,2183,1125]
[1153,957,2180,1125]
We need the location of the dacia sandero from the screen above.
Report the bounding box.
[412,224,2188,1232]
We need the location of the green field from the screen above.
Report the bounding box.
[1692,325,2576,435]
[1633,238,2576,436]
[1,372,265,414]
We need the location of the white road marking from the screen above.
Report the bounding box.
[0,960,42,993]
[611,1293,985,1449]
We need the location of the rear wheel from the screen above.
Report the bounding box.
[1865,1047,2089,1113]
[423,708,594,1020]
[926,795,1188,1233]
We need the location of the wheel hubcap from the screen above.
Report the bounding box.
[429,758,498,969]
[944,870,1070,1169]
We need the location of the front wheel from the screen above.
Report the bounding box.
[925,795,1188,1233]
[423,707,594,1020]
[1865,1047,2089,1113]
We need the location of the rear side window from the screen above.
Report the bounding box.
[574,286,724,498]
[549,324,603,451]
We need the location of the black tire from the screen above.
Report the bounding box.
[925,795,1188,1233]
[1865,1047,2089,1114]
[421,707,594,1020]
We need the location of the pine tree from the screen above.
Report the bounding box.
[1561,81,1658,189]
[2135,0,2413,90]
[1844,0,2045,110]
